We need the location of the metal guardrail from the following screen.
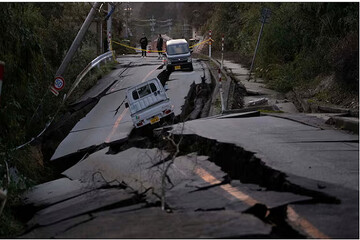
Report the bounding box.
[65,51,113,101]
[91,51,113,68]
[5,51,114,154]
[0,51,114,217]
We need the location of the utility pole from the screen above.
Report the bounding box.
[123,4,132,39]
[248,7,271,81]
[149,15,156,39]
[107,3,112,51]
[182,21,190,39]
[55,2,100,78]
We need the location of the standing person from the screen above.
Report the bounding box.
[157,34,163,59]
[139,33,148,58]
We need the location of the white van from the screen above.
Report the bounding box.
[164,39,193,71]
[125,78,174,128]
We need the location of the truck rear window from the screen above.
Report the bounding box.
[132,83,157,100]
[150,83,157,92]
[132,91,139,100]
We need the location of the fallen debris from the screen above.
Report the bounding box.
[247,97,268,107]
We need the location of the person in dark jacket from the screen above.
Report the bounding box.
[139,33,148,58]
[157,34,163,59]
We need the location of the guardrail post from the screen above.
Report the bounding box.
[209,30,212,58]
[221,35,224,70]
[218,68,225,113]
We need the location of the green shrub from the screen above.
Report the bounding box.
[202,2,358,94]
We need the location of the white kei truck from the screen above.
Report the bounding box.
[125,78,174,128]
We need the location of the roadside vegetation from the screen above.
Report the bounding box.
[187,2,358,109]
[0,3,122,236]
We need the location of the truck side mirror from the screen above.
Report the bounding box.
[190,49,193,53]
[125,102,129,108]
[164,84,169,91]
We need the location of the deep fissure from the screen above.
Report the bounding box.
[172,133,340,204]
[29,59,341,238]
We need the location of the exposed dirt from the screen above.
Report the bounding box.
[210,51,252,68]
[210,50,359,116]
[287,73,359,115]
[229,76,246,110]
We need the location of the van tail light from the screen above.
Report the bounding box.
[163,109,172,115]
[136,120,144,127]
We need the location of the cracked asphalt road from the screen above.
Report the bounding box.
[21,54,359,238]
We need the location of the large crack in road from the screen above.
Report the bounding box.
[29,122,342,238]
[103,128,341,238]
[20,58,357,238]
[30,127,341,238]
[45,59,213,173]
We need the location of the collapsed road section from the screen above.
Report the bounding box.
[19,56,358,238]
[21,112,358,238]
[46,58,213,174]
[164,115,359,238]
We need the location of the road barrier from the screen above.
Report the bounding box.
[190,38,214,49]
[111,38,214,53]
[112,40,165,53]
[7,51,114,154]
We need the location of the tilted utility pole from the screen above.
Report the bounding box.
[248,7,271,81]
[55,2,101,78]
